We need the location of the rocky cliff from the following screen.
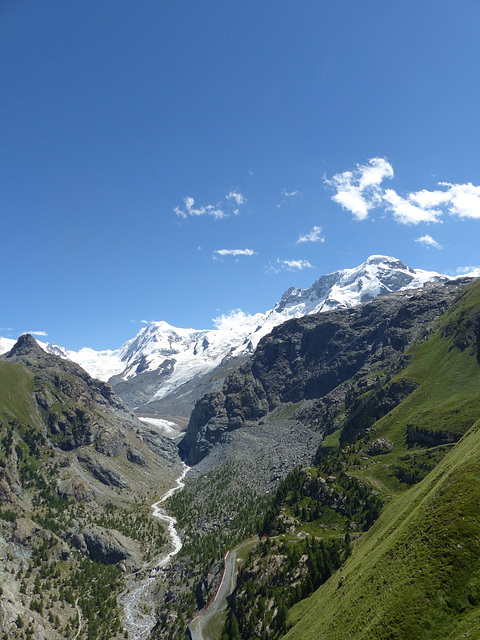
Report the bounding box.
[179,279,468,465]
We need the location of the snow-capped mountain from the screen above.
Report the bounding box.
[0,256,452,414]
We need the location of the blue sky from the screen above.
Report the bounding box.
[1,0,480,350]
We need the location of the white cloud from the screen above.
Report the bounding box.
[327,158,480,227]
[415,234,443,249]
[213,248,257,260]
[24,331,48,337]
[296,225,325,245]
[326,157,394,221]
[277,188,301,208]
[226,190,246,206]
[271,258,314,273]
[383,189,443,225]
[408,189,451,209]
[212,309,254,331]
[456,265,480,276]
[175,189,246,220]
[439,182,480,219]
[174,196,226,220]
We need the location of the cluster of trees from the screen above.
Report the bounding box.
[11,531,127,640]
[154,462,271,638]
[219,460,384,639]
[263,466,383,536]
[94,502,166,557]
[222,535,350,640]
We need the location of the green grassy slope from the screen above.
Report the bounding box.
[0,360,36,424]
[284,420,480,640]
[0,348,180,639]
[283,280,480,639]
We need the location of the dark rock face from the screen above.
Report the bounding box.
[6,333,45,358]
[126,447,148,467]
[78,454,129,489]
[81,525,141,571]
[180,281,467,465]
[137,427,179,462]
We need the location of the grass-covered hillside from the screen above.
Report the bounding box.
[0,336,182,640]
[218,279,480,640]
[281,279,480,639]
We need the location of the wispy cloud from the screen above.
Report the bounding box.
[296,225,325,245]
[226,190,246,206]
[456,266,480,277]
[212,309,254,331]
[325,157,394,221]
[269,258,314,273]
[415,234,443,249]
[327,158,480,225]
[174,196,226,220]
[213,248,257,260]
[24,331,48,337]
[282,189,300,198]
[277,188,301,208]
[175,190,247,220]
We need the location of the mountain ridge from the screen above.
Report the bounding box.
[0,256,454,418]
[0,333,182,638]
[179,277,468,465]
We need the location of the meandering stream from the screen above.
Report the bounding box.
[120,464,190,640]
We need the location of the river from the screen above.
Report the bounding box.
[120,464,190,640]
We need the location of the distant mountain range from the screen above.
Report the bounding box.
[0,256,459,416]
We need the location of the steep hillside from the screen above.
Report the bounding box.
[0,336,181,640]
[283,423,480,640]
[219,277,480,639]
[180,279,466,465]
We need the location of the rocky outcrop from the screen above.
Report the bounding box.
[366,438,394,456]
[126,447,148,467]
[138,427,179,462]
[57,475,96,502]
[78,454,129,489]
[180,280,467,465]
[94,425,125,457]
[81,525,142,571]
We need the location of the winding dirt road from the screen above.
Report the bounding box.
[188,537,258,640]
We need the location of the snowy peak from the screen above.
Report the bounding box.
[102,255,450,408]
[272,255,447,321]
[0,256,456,414]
